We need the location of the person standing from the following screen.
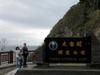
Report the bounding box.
[22,43,29,67]
[15,47,23,70]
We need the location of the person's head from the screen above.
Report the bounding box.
[24,43,26,46]
[16,47,20,50]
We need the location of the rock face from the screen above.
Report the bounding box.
[80,0,100,9]
[47,0,100,39]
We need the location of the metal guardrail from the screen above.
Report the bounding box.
[0,51,13,65]
[0,50,35,65]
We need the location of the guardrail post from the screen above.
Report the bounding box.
[8,51,13,64]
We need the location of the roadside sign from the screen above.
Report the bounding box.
[44,37,91,63]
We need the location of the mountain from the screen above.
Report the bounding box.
[35,0,100,62]
[48,0,100,38]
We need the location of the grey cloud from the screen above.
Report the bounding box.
[0,32,42,46]
[0,0,79,28]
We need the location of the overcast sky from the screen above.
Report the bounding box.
[0,0,79,46]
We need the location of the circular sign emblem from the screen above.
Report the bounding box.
[48,41,58,50]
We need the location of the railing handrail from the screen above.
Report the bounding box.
[0,50,35,53]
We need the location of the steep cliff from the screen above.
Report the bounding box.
[47,0,100,38]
